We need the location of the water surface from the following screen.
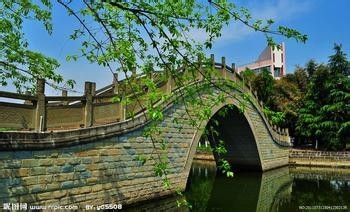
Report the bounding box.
[126,160,350,211]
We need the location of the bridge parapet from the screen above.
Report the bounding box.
[0,55,291,147]
[0,58,291,206]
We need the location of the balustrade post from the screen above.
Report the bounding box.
[113,73,119,95]
[131,67,136,78]
[166,69,173,94]
[231,63,236,81]
[24,91,32,105]
[147,69,153,81]
[197,55,203,81]
[83,81,95,127]
[112,73,123,121]
[221,56,227,79]
[259,100,264,108]
[210,54,215,70]
[35,78,46,132]
[242,72,245,89]
[62,90,68,105]
[118,101,126,122]
[282,128,286,135]
[130,67,137,88]
[273,125,277,131]
[182,59,189,83]
[254,90,258,98]
[268,120,273,126]
[183,59,188,70]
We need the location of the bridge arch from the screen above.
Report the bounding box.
[184,93,289,173]
[200,104,262,170]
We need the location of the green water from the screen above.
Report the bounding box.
[126,161,350,211]
[186,161,350,212]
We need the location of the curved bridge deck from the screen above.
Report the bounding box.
[0,56,291,207]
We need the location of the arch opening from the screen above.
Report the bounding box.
[199,105,262,171]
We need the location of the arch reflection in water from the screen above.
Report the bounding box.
[186,161,292,212]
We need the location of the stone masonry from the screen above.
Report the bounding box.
[0,60,291,208]
[0,87,289,208]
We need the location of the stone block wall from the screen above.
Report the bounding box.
[0,103,194,208]
[0,103,34,129]
[93,102,121,125]
[245,103,290,171]
[0,85,290,207]
[289,149,350,168]
[47,105,84,129]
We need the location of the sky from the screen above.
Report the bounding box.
[4,0,350,95]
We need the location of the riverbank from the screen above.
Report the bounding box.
[289,149,350,168]
[195,149,350,169]
[193,151,215,161]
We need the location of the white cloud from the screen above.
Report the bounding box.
[188,0,312,44]
[251,0,311,20]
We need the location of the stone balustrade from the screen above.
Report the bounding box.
[0,55,291,147]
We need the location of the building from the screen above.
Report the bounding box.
[237,43,286,79]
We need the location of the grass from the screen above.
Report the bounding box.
[0,127,17,132]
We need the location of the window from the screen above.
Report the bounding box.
[281,53,283,62]
[274,67,281,77]
[273,53,275,62]
[281,66,284,75]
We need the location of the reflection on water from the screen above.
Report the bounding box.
[125,161,350,211]
[185,160,217,211]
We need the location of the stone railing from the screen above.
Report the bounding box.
[289,149,350,168]
[0,55,291,147]
[290,149,350,160]
[0,74,167,132]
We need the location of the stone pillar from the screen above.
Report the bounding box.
[232,63,236,72]
[131,67,136,79]
[62,90,68,105]
[259,101,264,108]
[268,120,273,127]
[282,128,286,135]
[210,54,215,70]
[242,72,245,88]
[166,69,173,94]
[221,56,227,79]
[113,73,119,94]
[273,125,277,131]
[231,63,236,81]
[113,73,126,122]
[197,56,203,81]
[24,91,32,105]
[254,91,258,98]
[35,79,46,132]
[147,71,153,81]
[118,100,126,122]
[84,81,95,128]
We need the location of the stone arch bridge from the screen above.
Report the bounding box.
[0,56,290,207]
